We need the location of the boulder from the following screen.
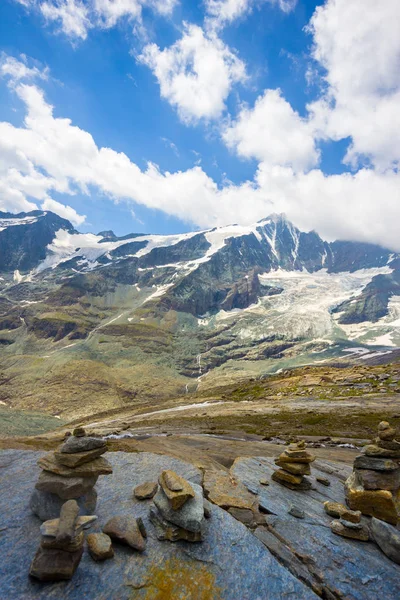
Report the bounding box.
[159,470,195,510]
[29,547,83,581]
[38,453,112,477]
[30,488,97,521]
[370,517,400,564]
[133,481,158,500]
[87,533,114,561]
[35,472,97,500]
[153,482,205,533]
[103,516,146,552]
[55,447,107,467]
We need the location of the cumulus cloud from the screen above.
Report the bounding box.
[15,0,178,41]
[138,24,246,123]
[205,0,297,31]
[223,89,318,172]
[307,0,400,171]
[41,198,86,225]
[0,54,49,84]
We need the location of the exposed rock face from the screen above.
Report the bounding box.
[370,517,400,564]
[2,450,317,599]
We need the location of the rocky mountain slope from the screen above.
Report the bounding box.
[0,210,399,418]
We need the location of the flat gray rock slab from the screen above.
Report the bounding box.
[0,450,316,600]
[232,456,400,600]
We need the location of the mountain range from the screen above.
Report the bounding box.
[1,209,399,418]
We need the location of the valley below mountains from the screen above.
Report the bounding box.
[1,209,400,424]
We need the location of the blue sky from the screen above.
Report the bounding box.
[0,0,399,250]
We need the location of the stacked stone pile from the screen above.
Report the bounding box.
[30,428,113,521]
[149,470,207,542]
[345,421,400,525]
[324,501,369,541]
[30,500,97,581]
[272,441,315,490]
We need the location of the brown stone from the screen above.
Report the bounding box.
[55,446,107,467]
[38,452,113,478]
[274,459,311,475]
[36,472,97,500]
[56,499,79,545]
[103,516,146,552]
[272,469,312,490]
[73,427,86,437]
[353,455,399,471]
[378,428,397,441]
[356,467,400,491]
[159,470,195,510]
[377,439,400,451]
[316,476,331,487]
[341,508,361,524]
[203,469,258,511]
[40,515,97,537]
[29,546,83,581]
[61,436,107,454]
[345,472,400,525]
[277,451,316,465]
[133,481,158,500]
[87,533,114,561]
[41,532,84,552]
[363,445,400,459]
[323,501,347,518]
[330,520,369,541]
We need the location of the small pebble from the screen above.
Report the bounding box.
[316,476,331,487]
[289,506,305,519]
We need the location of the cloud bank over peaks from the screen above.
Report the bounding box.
[139,24,247,123]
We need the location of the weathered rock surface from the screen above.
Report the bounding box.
[231,455,400,600]
[356,467,400,491]
[331,519,369,541]
[36,472,97,500]
[353,455,399,471]
[345,472,400,524]
[370,517,400,564]
[29,547,83,581]
[203,469,258,510]
[87,533,114,561]
[133,481,158,500]
[0,450,316,599]
[61,436,106,454]
[30,488,97,521]
[38,453,112,478]
[149,505,203,542]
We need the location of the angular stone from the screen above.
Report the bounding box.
[370,517,400,564]
[363,445,400,459]
[341,509,361,524]
[133,481,158,500]
[137,517,147,539]
[272,469,303,486]
[259,478,270,486]
[87,533,114,561]
[103,516,146,552]
[356,467,400,491]
[203,469,258,511]
[56,499,79,545]
[40,515,97,537]
[340,519,362,530]
[331,520,369,541]
[324,501,347,518]
[29,546,83,581]
[377,439,400,451]
[61,436,106,454]
[228,507,258,527]
[288,506,305,519]
[159,470,195,510]
[345,472,400,525]
[30,488,97,521]
[153,482,205,533]
[316,476,331,486]
[354,455,399,471]
[41,532,84,552]
[55,446,107,467]
[149,505,203,542]
[274,460,311,476]
[277,452,316,465]
[72,427,86,437]
[36,471,97,500]
[38,453,112,477]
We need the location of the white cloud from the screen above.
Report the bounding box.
[205,0,297,31]
[138,24,246,123]
[16,0,178,41]
[0,75,399,251]
[41,198,86,225]
[0,54,49,84]
[307,0,400,171]
[223,89,318,171]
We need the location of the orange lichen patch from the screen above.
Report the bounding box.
[130,558,222,600]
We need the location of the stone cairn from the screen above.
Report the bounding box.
[344,421,400,525]
[30,499,97,581]
[272,440,315,490]
[30,427,113,521]
[149,470,207,542]
[324,501,368,541]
